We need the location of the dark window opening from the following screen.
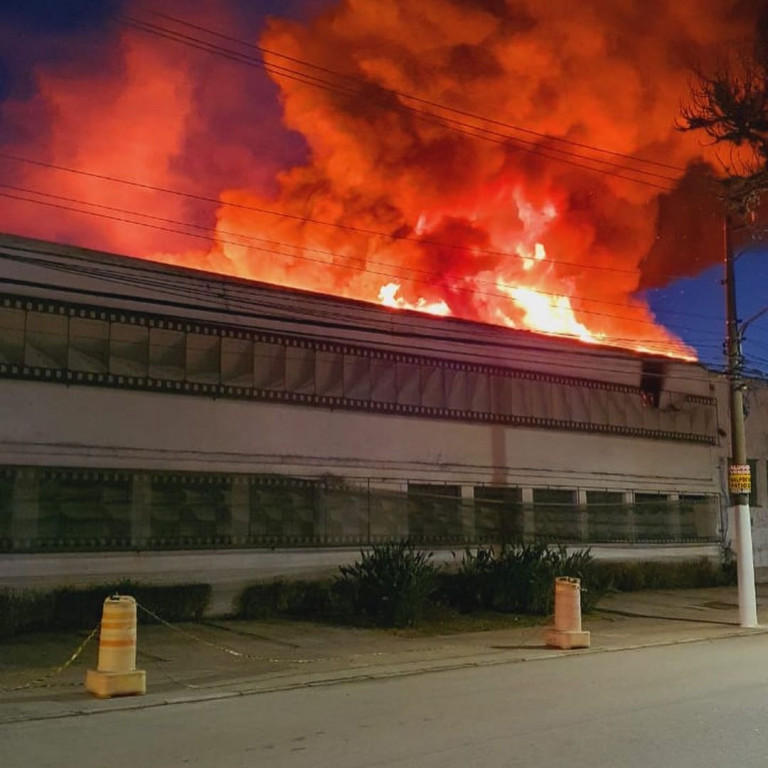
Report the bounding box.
[640,360,666,408]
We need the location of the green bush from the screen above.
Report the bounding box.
[436,547,496,614]
[0,589,56,637]
[0,582,211,637]
[237,579,334,620]
[440,544,607,616]
[334,542,438,627]
[595,558,736,592]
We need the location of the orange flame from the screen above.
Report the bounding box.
[1,1,759,361]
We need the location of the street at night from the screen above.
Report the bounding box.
[2,4,768,767]
[4,633,768,768]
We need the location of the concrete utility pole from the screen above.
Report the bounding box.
[724,215,758,628]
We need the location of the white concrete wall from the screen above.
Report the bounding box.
[0,379,721,494]
[0,543,723,617]
[0,233,747,588]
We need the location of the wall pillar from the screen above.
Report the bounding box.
[522,487,535,542]
[460,485,475,543]
[230,477,250,545]
[576,489,589,542]
[130,474,152,547]
[668,492,682,540]
[12,469,40,547]
[623,491,636,542]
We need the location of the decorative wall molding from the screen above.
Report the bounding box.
[0,292,718,444]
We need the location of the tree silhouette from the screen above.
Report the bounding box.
[677,55,768,216]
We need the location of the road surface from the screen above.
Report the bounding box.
[3,634,768,767]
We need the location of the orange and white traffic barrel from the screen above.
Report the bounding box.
[85,595,146,698]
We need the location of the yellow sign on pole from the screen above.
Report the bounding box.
[729,464,752,494]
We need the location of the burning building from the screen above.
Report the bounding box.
[1,0,762,356]
[1,2,768,605]
[3,232,767,609]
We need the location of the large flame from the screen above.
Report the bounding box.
[0,0,762,360]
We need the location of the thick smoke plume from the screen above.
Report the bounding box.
[0,0,763,357]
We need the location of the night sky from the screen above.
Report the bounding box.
[1,0,766,374]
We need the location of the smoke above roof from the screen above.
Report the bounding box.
[0,0,764,357]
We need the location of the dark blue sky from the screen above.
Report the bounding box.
[647,243,768,376]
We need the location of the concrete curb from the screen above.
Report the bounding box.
[3,623,766,726]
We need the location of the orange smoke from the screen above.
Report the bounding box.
[1,0,763,358]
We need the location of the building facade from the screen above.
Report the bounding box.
[1,233,765,603]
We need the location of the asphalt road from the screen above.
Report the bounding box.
[3,634,768,767]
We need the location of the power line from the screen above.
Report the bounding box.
[0,185,725,345]
[0,152,711,290]
[119,13,680,192]
[0,12,732,362]
[0,178,720,323]
[130,7,687,174]
[1,257,726,385]
[0,241,709,360]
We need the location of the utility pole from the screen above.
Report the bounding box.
[724,214,758,628]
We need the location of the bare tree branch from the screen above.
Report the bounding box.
[678,56,768,215]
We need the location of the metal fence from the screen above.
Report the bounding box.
[0,468,721,553]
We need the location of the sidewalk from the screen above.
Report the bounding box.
[2,586,767,725]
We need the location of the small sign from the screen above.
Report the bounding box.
[729,464,752,494]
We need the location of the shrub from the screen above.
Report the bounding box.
[437,547,496,613]
[0,582,211,637]
[333,542,438,627]
[0,589,55,637]
[440,544,607,616]
[237,579,334,620]
[595,558,736,593]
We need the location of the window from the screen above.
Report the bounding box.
[254,341,285,390]
[533,488,579,541]
[679,495,718,539]
[633,493,670,541]
[38,471,132,544]
[445,367,468,411]
[0,306,25,366]
[248,477,317,540]
[371,358,396,403]
[0,470,14,548]
[285,345,315,394]
[468,370,490,413]
[490,374,514,416]
[186,333,220,384]
[526,379,552,420]
[69,317,109,373]
[221,336,253,387]
[474,485,523,541]
[315,349,343,397]
[343,354,371,400]
[407,483,462,542]
[149,328,185,381]
[421,364,445,409]
[25,311,68,369]
[640,359,666,408]
[110,323,149,377]
[586,491,627,541]
[150,475,231,542]
[396,360,420,406]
